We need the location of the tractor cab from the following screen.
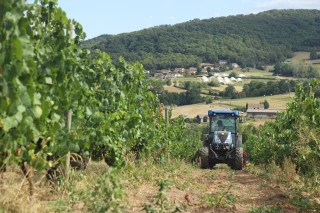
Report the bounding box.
[199,110,244,170]
[208,110,239,150]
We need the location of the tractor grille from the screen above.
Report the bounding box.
[217,131,228,143]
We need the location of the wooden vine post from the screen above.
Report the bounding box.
[64,110,72,179]
[63,24,73,179]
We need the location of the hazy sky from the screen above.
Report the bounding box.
[55,0,320,39]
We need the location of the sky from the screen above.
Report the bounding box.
[55,0,320,40]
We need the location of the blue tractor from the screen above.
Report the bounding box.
[199,110,243,170]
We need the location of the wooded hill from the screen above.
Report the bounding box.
[83,9,320,71]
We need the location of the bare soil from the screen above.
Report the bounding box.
[125,165,297,213]
[0,162,304,213]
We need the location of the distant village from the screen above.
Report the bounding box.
[150,60,248,84]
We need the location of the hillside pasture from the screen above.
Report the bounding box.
[286,51,320,69]
[289,52,310,63]
[289,51,320,64]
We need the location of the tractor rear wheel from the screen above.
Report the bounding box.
[199,147,209,169]
[233,147,243,170]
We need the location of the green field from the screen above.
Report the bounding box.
[214,93,292,110]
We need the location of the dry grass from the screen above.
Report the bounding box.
[0,166,53,213]
[0,161,110,213]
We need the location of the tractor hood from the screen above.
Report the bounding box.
[213,131,233,145]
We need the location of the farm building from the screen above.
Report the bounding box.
[196,114,208,123]
[246,109,282,119]
[247,104,264,109]
[224,77,231,84]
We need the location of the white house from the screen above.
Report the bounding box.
[217,77,224,84]
[214,73,220,77]
[224,77,231,84]
[237,78,243,82]
[239,74,246,78]
[201,76,209,82]
[230,77,237,81]
[219,60,228,65]
[232,63,239,68]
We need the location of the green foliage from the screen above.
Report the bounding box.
[244,79,320,176]
[0,0,87,170]
[149,79,165,95]
[204,96,214,104]
[86,168,127,213]
[241,80,300,97]
[223,85,238,99]
[86,10,320,70]
[272,62,320,78]
[166,79,172,86]
[167,119,203,160]
[208,79,220,87]
[229,72,237,78]
[260,100,270,109]
[310,51,320,60]
[0,0,204,179]
[158,81,205,106]
[219,79,302,98]
[81,34,113,48]
[237,123,258,143]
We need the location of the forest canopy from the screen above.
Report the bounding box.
[82,9,320,70]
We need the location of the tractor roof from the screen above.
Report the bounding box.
[208,110,239,116]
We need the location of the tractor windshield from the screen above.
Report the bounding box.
[210,114,236,133]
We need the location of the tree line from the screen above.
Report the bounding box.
[219,79,303,99]
[84,9,320,71]
[272,62,320,78]
[149,80,213,106]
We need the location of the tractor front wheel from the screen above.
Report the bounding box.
[199,147,210,169]
[233,147,243,170]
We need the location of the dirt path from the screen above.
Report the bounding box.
[125,165,297,213]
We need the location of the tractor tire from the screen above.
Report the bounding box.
[202,134,209,146]
[233,147,243,170]
[209,159,216,169]
[199,147,210,169]
[236,135,242,148]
